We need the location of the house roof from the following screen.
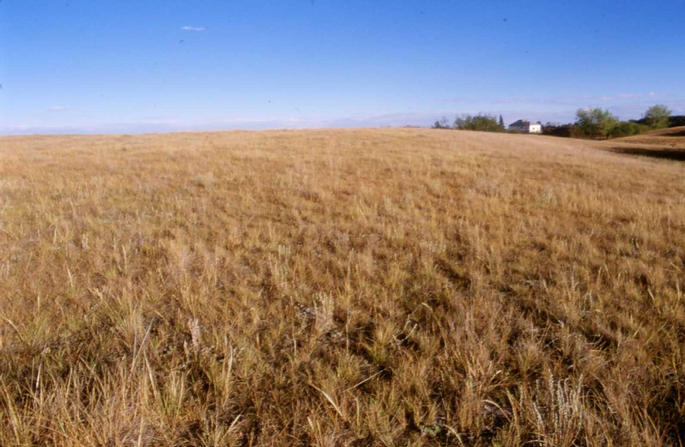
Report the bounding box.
[509,120,542,128]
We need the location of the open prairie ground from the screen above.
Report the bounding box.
[0,128,684,446]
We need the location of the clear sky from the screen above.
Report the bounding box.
[1,0,684,134]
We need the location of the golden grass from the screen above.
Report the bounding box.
[608,127,685,163]
[614,125,685,148]
[0,128,683,445]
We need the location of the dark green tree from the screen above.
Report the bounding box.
[644,104,671,129]
[498,115,504,128]
[575,108,617,139]
[432,117,451,129]
[454,114,503,132]
[609,121,644,138]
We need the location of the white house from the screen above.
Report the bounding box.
[509,120,542,133]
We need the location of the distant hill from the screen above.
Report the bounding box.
[613,125,685,147]
[607,125,685,161]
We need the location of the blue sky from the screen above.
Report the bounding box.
[1,0,684,134]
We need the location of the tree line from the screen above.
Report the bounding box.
[547,105,673,139]
[434,104,680,139]
[433,114,506,132]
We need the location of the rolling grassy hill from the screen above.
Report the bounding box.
[0,129,683,445]
[614,124,685,146]
[610,125,685,161]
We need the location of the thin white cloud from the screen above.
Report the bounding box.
[47,106,68,111]
[181,25,205,31]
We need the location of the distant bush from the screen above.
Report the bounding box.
[634,107,680,129]
[454,114,504,132]
[575,108,618,139]
[609,121,648,138]
[668,115,685,127]
[432,117,452,129]
[643,104,671,129]
[544,118,652,140]
[543,122,580,138]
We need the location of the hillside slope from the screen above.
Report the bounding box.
[614,125,685,145]
[608,126,685,160]
[0,129,684,445]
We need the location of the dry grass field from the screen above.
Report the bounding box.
[610,126,685,162]
[0,128,684,445]
[614,125,685,148]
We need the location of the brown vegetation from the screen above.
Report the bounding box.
[0,128,684,445]
[612,125,685,148]
[610,126,685,162]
